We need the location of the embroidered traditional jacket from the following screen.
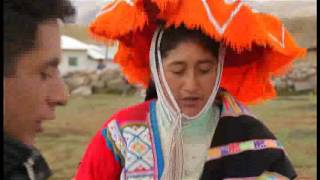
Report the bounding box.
[75,92,296,180]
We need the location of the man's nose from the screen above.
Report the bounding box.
[48,78,69,106]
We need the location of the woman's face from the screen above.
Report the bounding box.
[163,41,218,117]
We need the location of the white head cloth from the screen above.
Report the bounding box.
[149,27,226,179]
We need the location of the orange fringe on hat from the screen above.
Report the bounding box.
[89,0,306,104]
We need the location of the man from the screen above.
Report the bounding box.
[97,59,106,70]
[4,0,75,179]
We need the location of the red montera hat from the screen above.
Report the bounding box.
[89,0,306,104]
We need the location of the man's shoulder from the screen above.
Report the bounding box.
[4,134,32,173]
[4,135,52,180]
[3,135,51,179]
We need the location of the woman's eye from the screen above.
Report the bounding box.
[199,67,212,74]
[198,62,215,74]
[171,69,184,75]
[168,66,184,75]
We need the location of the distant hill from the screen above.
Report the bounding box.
[281,16,316,49]
[245,0,316,19]
[60,24,96,44]
[61,24,117,46]
[64,0,111,44]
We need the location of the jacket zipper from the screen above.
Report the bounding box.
[23,157,36,180]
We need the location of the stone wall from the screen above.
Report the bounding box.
[271,15,317,94]
[62,68,135,96]
[272,53,317,94]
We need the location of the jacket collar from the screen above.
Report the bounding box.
[4,133,52,180]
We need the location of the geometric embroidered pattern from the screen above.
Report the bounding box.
[122,125,154,179]
[107,120,127,158]
[207,139,284,161]
[219,91,254,118]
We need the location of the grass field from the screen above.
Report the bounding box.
[35,94,317,180]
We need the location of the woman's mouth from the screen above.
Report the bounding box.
[180,97,201,107]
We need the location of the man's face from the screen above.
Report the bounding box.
[4,20,68,146]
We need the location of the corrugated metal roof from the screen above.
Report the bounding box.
[87,44,118,60]
[87,45,105,60]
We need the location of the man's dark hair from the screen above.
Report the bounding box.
[4,0,76,77]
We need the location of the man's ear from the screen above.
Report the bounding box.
[3,79,5,116]
[3,77,9,123]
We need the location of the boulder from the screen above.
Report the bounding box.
[71,86,92,96]
[63,72,92,91]
[107,78,132,94]
[309,74,317,94]
[99,69,122,85]
[61,68,138,96]
[293,80,314,92]
[91,80,107,94]
[89,72,100,85]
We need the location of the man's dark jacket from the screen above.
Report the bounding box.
[4,134,52,180]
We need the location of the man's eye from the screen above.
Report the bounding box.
[40,72,50,80]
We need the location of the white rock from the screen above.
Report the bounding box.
[71,86,92,96]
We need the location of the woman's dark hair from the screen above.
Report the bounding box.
[144,25,220,101]
[160,25,220,59]
[144,80,157,101]
[4,0,76,77]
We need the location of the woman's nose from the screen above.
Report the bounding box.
[182,72,199,92]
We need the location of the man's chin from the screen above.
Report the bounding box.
[21,135,36,147]
[42,114,56,120]
[36,125,44,133]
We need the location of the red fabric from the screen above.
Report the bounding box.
[74,125,121,180]
[112,100,151,124]
[74,101,151,179]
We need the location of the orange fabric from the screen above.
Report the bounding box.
[114,24,157,87]
[88,0,306,104]
[89,0,147,41]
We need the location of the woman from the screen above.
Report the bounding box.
[75,0,305,179]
